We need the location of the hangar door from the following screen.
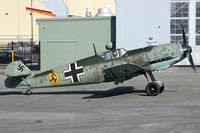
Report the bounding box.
[116,0,170,50]
[46,41,77,68]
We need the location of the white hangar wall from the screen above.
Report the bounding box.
[116,0,170,50]
[116,0,200,65]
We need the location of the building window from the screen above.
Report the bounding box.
[170,1,189,44]
[196,2,200,45]
[196,2,200,17]
[170,36,182,44]
[170,19,188,34]
[196,19,200,34]
[171,2,189,17]
[196,36,200,45]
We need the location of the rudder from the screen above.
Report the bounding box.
[5,61,32,77]
[5,61,32,88]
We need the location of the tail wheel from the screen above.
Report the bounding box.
[25,89,33,95]
[146,82,160,96]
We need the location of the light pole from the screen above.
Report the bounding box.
[30,0,33,69]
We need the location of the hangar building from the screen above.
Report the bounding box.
[38,0,199,69]
[0,0,199,67]
[117,0,200,65]
[0,0,115,43]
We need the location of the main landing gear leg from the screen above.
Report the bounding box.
[144,71,164,96]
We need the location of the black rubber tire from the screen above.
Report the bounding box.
[146,82,160,96]
[25,89,32,95]
[160,86,165,93]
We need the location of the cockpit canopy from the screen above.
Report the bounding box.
[98,48,127,61]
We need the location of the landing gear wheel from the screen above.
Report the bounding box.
[146,82,160,96]
[160,86,165,94]
[25,89,33,95]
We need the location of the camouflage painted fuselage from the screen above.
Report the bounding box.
[19,43,184,88]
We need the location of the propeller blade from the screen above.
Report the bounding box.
[181,25,196,72]
[187,53,196,72]
[181,26,187,46]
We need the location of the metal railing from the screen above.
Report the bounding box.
[0,41,40,70]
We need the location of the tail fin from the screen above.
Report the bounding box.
[5,61,32,77]
[5,61,33,88]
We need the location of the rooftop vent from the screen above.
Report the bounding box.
[96,7,113,17]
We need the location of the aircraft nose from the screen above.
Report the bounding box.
[182,45,192,54]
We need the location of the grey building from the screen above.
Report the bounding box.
[37,17,116,70]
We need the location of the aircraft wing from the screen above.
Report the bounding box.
[104,63,146,82]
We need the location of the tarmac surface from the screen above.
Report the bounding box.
[0,67,200,133]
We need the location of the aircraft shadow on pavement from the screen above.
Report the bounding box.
[0,86,147,98]
[82,87,145,99]
[31,86,142,99]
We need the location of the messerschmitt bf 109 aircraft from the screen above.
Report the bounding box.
[5,28,196,96]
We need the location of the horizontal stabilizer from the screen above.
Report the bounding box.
[5,61,32,77]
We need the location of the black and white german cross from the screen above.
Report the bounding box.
[64,62,84,83]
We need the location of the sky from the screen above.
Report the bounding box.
[40,0,68,17]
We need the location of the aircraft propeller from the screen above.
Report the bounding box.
[181,26,196,72]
